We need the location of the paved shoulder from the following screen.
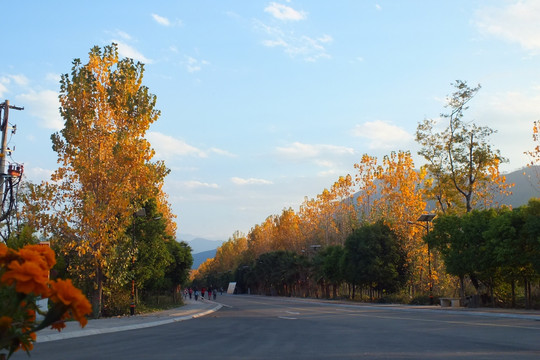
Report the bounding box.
[36,298,222,343]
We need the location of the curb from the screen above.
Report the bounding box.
[36,303,223,343]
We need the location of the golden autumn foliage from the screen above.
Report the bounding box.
[33,43,171,316]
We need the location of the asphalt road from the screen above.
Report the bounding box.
[11,295,540,359]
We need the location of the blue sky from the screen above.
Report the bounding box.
[1,1,539,240]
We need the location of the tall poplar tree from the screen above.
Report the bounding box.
[51,44,169,316]
[416,80,509,214]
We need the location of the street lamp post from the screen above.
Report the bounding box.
[131,208,146,316]
[409,214,436,305]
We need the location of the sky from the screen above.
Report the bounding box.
[1,1,539,241]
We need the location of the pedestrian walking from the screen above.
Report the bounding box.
[194,289,199,301]
[208,288,212,300]
[213,291,217,300]
[189,288,193,299]
[201,287,206,299]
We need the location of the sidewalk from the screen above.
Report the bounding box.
[35,297,221,343]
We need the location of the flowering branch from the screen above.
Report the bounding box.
[0,243,91,359]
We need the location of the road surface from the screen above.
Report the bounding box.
[11,295,540,359]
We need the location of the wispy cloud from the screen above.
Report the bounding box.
[0,82,7,98]
[152,13,170,26]
[231,177,273,185]
[45,73,61,83]
[0,74,30,97]
[256,20,333,61]
[352,120,413,149]
[184,56,210,73]
[264,2,307,21]
[22,166,54,184]
[113,40,153,64]
[146,132,232,160]
[8,74,29,86]
[114,30,132,41]
[277,142,354,159]
[146,131,207,159]
[209,148,236,157]
[182,180,220,189]
[151,13,183,27]
[474,0,540,52]
[17,89,63,130]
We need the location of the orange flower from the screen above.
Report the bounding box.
[1,260,49,295]
[26,309,36,323]
[0,243,7,258]
[0,243,18,266]
[20,245,56,270]
[50,320,66,332]
[49,279,91,327]
[0,316,13,330]
[19,332,36,352]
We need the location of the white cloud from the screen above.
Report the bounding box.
[231,177,273,185]
[0,74,30,97]
[0,82,7,98]
[16,89,63,130]
[9,74,29,86]
[182,180,220,189]
[486,89,540,117]
[152,13,170,26]
[146,131,207,159]
[45,73,61,83]
[23,166,54,183]
[114,30,132,41]
[184,56,210,73]
[113,40,153,64]
[474,1,540,51]
[277,142,354,159]
[352,120,413,149]
[256,20,333,61]
[209,147,236,157]
[146,132,232,160]
[264,2,306,21]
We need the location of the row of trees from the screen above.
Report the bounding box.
[428,201,540,308]
[193,81,539,307]
[3,44,193,317]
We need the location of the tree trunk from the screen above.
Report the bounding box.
[511,280,515,308]
[459,276,465,298]
[92,265,103,318]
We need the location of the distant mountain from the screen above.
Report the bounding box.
[499,166,540,207]
[184,237,225,254]
[352,166,540,211]
[192,249,217,269]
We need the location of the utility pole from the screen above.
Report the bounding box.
[0,100,24,219]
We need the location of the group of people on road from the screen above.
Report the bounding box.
[183,286,223,301]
